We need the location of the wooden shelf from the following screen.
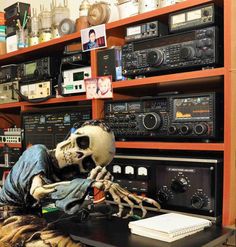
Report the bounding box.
[107,0,214,29]
[113,68,225,88]
[0,0,214,65]
[0,143,21,148]
[116,141,224,151]
[0,95,88,110]
[0,31,81,65]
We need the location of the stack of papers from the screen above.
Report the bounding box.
[129,213,212,242]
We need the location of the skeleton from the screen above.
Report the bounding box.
[0,120,160,246]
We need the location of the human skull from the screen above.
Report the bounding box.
[55,120,115,173]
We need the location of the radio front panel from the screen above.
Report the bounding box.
[122,26,220,77]
[107,154,223,220]
[22,106,92,150]
[104,92,223,141]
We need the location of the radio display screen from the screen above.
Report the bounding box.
[73,72,84,81]
[134,32,195,50]
[173,96,211,121]
[25,62,36,75]
[127,26,141,36]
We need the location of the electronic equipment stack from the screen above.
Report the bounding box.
[18,56,60,100]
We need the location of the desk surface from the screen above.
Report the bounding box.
[46,212,234,247]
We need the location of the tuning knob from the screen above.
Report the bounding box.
[171,177,188,193]
[191,194,208,209]
[180,46,195,60]
[157,187,173,203]
[143,112,161,130]
[147,49,164,66]
[194,123,208,135]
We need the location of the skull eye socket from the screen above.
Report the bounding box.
[76,136,90,149]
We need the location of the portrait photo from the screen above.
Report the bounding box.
[85,76,113,99]
[81,24,107,52]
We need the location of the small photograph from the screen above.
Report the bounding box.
[85,76,113,99]
[81,24,107,52]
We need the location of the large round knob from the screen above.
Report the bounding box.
[147,49,164,66]
[143,112,161,130]
[194,123,208,135]
[191,194,208,209]
[180,46,195,60]
[171,177,188,193]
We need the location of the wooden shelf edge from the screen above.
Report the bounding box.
[0,95,88,110]
[107,0,213,29]
[113,68,225,88]
[0,31,81,62]
[115,141,224,151]
[0,143,21,148]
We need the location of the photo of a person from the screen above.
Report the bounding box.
[81,24,107,52]
[85,78,98,99]
[97,76,113,98]
[85,76,113,99]
[86,29,98,50]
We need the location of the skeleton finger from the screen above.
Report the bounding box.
[88,166,102,179]
[137,195,161,211]
[96,167,109,180]
[41,181,70,189]
[113,184,160,214]
[109,187,124,217]
[110,183,147,217]
[113,187,135,218]
[104,172,113,181]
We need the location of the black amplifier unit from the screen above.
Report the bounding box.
[122,26,220,77]
[0,64,18,83]
[125,20,168,42]
[104,92,223,141]
[107,154,223,221]
[18,56,61,83]
[22,105,92,150]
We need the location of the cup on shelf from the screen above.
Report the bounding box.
[16,28,28,49]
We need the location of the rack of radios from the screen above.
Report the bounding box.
[0,3,225,221]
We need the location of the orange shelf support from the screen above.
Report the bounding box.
[115,142,224,151]
[113,68,225,88]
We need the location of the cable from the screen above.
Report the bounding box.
[11,86,54,103]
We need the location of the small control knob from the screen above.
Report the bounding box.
[143,112,161,130]
[180,125,191,135]
[205,29,214,38]
[157,190,170,203]
[157,186,173,203]
[205,49,214,57]
[191,194,208,209]
[168,125,177,135]
[180,46,195,60]
[147,49,164,66]
[171,177,188,193]
[194,123,208,135]
[203,10,210,16]
[149,22,157,29]
[203,38,213,47]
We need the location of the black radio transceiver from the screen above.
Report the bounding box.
[18,57,61,83]
[104,92,223,141]
[122,26,220,77]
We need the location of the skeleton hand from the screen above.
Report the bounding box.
[91,178,161,218]
[88,166,113,185]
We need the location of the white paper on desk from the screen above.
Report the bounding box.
[129,213,212,242]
